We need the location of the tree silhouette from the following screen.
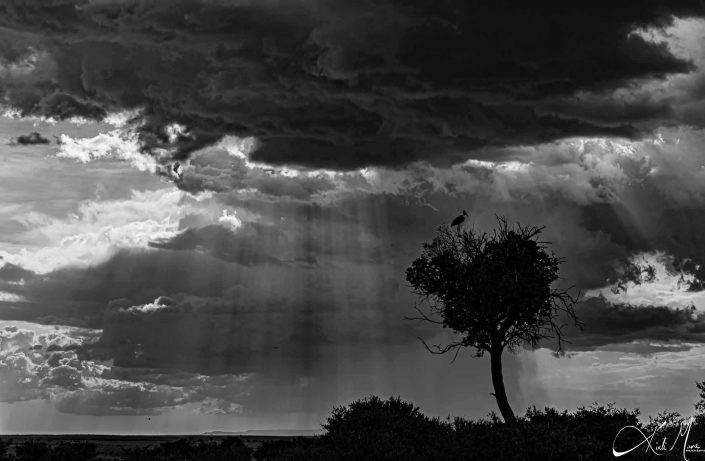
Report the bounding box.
[405,216,581,424]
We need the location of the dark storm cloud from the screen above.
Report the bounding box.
[0,0,702,169]
[0,261,36,282]
[559,296,705,350]
[14,131,49,145]
[537,93,677,126]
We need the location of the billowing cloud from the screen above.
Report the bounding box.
[588,251,705,309]
[56,128,156,172]
[0,323,99,403]
[0,322,252,416]
[0,1,702,170]
[0,188,191,273]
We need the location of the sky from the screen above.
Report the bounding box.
[2,0,705,434]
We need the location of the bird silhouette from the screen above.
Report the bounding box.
[450,210,469,228]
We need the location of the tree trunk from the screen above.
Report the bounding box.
[490,346,517,425]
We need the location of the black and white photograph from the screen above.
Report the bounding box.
[1,1,705,459]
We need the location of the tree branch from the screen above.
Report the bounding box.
[416,336,464,357]
[403,302,445,325]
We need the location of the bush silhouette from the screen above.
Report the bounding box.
[449,405,641,461]
[254,396,451,461]
[323,396,452,460]
[254,396,663,461]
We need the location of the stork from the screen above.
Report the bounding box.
[450,210,469,229]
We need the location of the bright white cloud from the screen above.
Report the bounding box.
[0,184,252,274]
[0,292,26,302]
[57,128,157,172]
[587,251,705,311]
[0,189,196,273]
[218,209,242,231]
[219,135,259,163]
[102,109,143,128]
[1,106,142,130]
[164,122,189,143]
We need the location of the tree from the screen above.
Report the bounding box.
[405,216,581,424]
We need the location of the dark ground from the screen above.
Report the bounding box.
[0,434,301,457]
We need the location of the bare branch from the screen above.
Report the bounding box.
[449,345,462,364]
[404,303,445,325]
[415,336,464,356]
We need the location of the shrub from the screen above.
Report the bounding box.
[322,396,452,461]
[256,397,655,461]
